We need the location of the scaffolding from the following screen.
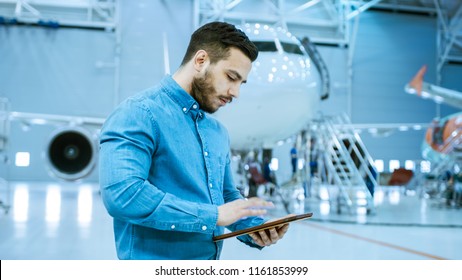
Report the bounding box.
[0,0,118,30]
[0,97,11,214]
[417,125,462,208]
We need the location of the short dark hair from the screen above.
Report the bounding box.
[180,21,258,66]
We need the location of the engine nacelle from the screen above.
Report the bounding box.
[46,126,97,181]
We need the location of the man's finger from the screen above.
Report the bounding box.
[244,197,274,208]
[258,230,272,246]
[268,227,279,242]
[249,233,264,246]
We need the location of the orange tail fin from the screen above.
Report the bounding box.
[409,65,427,96]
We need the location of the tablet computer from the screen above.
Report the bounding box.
[213,212,313,242]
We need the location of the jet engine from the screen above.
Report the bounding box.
[46,126,97,181]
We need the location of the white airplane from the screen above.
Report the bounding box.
[214,23,326,150]
[2,23,327,181]
[405,65,462,162]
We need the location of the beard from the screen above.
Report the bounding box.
[190,70,220,114]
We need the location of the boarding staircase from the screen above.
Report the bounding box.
[310,113,377,214]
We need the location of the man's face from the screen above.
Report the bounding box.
[191,48,252,114]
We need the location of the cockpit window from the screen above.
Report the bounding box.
[280,42,304,55]
[252,41,304,55]
[252,41,278,52]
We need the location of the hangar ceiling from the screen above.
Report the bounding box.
[195,0,462,83]
[0,0,460,82]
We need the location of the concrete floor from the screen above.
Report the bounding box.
[0,181,461,260]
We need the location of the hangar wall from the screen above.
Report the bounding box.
[0,0,461,182]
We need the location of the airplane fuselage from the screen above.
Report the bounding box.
[213,24,322,150]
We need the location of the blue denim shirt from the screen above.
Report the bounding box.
[99,75,265,260]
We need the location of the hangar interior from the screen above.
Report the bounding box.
[0,0,462,259]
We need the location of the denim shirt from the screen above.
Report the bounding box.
[99,75,265,260]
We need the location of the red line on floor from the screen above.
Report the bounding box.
[302,222,447,260]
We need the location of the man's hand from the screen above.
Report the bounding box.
[217,197,274,226]
[248,215,293,247]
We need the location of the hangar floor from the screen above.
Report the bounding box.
[0,181,461,260]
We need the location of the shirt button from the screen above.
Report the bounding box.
[171,225,175,230]
[193,104,198,109]
[182,108,187,112]
[209,183,213,188]
[204,151,208,157]
[202,226,207,231]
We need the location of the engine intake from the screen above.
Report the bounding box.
[46,127,96,181]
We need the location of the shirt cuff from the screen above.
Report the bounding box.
[197,203,218,234]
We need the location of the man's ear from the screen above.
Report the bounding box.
[193,50,209,72]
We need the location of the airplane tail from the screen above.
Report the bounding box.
[408,65,427,96]
[405,65,462,109]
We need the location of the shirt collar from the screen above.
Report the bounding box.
[161,75,204,119]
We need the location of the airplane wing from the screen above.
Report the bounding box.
[4,111,105,181]
[9,111,105,129]
[404,65,462,109]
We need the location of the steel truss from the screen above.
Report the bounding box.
[434,0,462,84]
[195,0,350,45]
[0,0,118,30]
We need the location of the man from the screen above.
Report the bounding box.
[99,21,289,260]
[290,145,298,176]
